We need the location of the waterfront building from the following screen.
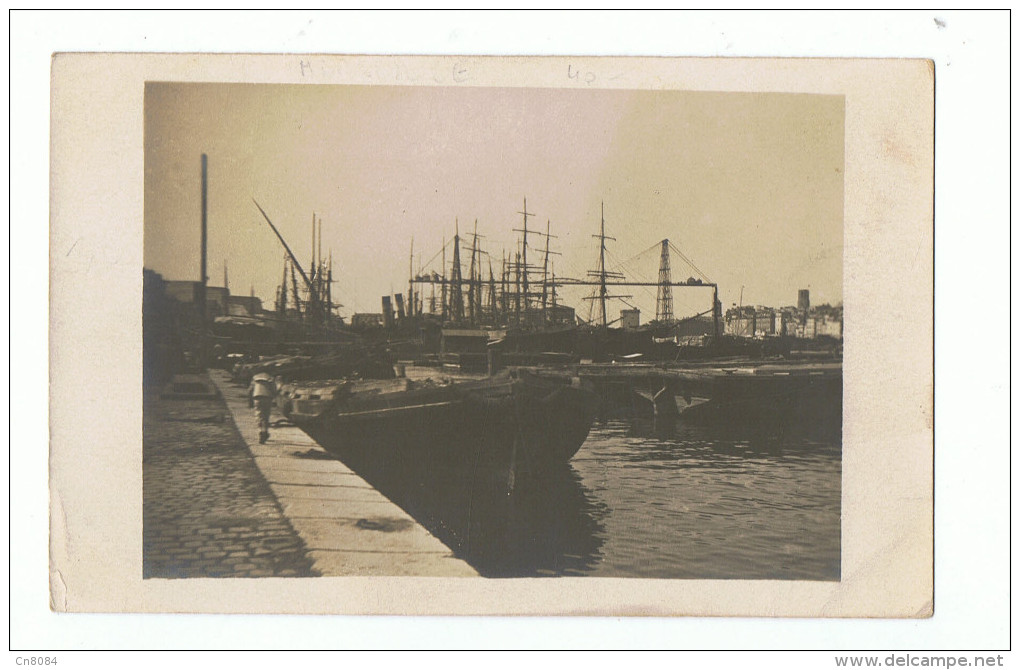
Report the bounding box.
[351,313,385,329]
[620,308,641,330]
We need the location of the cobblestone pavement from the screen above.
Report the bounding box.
[143,380,319,578]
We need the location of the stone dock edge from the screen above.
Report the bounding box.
[208,369,478,577]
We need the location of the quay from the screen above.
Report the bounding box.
[508,359,844,388]
[570,360,842,393]
[143,370,478,578]
[143,375,317,578]
[516,359,843,428]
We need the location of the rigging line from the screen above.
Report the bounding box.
[584,285,597,324]
[621,247,667,276]
[613,260,657,286]
[671,251,709,281]
[604,244,652,271]
[637,286,659,303]
[603,247,636,271]
[674,295,698,313]
[558,254,594,280]
[605,248,658,287]
[607,246,665,277]
[603,263,657,304]
[618,297,642,312]
[419,237,454,274]
[599,240,665,271]
[614,240,665,269]
[668,240,711,282]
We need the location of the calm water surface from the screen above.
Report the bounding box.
[570,419,841,580]
[347,416,841,580]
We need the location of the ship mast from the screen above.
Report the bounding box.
[550,260,557,310]
[407,237,415,319]
[513,197,534,317]
[488,261,497,322]
[597,203,608,325]
[500,251,509,323]
[316,215,324,309]
[584,201,629,327]
[290,262,301,317]
[440,236,447,321]
[252,199,324,323]
[450,220,464,323]
[467,220,483,325]
[326,249,334,323]
[276,255,288,316]
[309,212,316,291]
[539,219,560,322]
[514,250,522,324]
[417,255,424,316]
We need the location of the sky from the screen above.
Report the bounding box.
[144,83,843,319]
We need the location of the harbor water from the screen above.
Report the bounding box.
[340,412,841,581]
[568,419,841,580]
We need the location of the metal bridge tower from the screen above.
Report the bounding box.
[655,238,674,323]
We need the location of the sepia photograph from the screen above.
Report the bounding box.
[142,82,844,582]
[15,8,1011,656]
[45,51,938,622]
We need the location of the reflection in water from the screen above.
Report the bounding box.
[330,447,607,577]
[325,405,840,581]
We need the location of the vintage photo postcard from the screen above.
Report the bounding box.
[49,54,933,617]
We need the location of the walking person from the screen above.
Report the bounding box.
[248,371,277,444]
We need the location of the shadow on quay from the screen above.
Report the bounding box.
[319,446,609,578]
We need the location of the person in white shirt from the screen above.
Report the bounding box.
[247,372,278,444]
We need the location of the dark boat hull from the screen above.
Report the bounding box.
[281,370,597,486]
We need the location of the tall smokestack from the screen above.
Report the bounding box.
[198,154,208,335]
[395,293,406,320]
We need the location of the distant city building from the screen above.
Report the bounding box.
[725,294,842,340]
[794,316,842,339]
[798,289,811,312]
[725,306,778,338]
[620,308,641,330]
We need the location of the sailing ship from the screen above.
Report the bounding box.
[399,199,583,372]
[238,201,396,380]
[401,199,727,366]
